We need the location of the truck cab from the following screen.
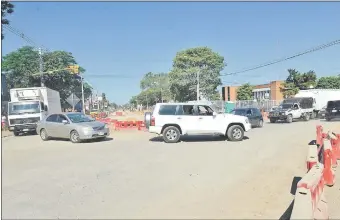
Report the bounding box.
[7,87,61,136]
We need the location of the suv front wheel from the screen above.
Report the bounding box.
[163,126,181,143]
[226,125,244,142]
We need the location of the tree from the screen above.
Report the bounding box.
[281,69,317,98]
[1,46,91,107]
[140,72,171,102]
[1,1,14,40]
[169,47,226,101]
[236,83,254,100]
[316,76,340,89]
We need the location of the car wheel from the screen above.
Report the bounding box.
[286,115,293,123]
[258,119,264,128]
[30,130,38,135]
[311,112,316,119]
[269,118,276,123]
[163,126,181,143]
[227,125,244,142]
[70,130,81,143]
[326,117,331,121]
[13,131,20,136]
[40,129,49,141]
[98,137,106,141]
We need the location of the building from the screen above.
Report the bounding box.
[222,80,284,101]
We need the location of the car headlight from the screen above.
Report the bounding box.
[82,127,93,133]
[245,118,249,124]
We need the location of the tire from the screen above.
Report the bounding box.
[258,119,264,128]
[40,129,49,141]
[162,126,181,143]
[30,130,38,135]
[286,115,293,123]
[13,131,20,136]
[226,125,244,142]
[326,117,331,121]
[144,112,152,129]
[304,113,310,121]
[311,111,316,119]
[98,137,106,141]
[269,118,276,123]
[70,130,81,143]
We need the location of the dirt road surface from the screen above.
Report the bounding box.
[2,119,340,219]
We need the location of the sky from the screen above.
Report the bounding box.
[2,2,340,104]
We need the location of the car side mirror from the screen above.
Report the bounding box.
[62,120,68,124]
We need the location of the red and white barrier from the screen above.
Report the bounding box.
[291,164,329,220]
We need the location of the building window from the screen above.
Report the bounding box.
[227,87,230,101]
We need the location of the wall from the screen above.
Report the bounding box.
[222,80,284,101]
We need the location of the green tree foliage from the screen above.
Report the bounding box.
[316,76,340,89]
[1,1,14,40]
[169,47,225,101]
[236,83,254,100]
[1,46,92,107]
[281,69,317,97]
[140,72,170,102]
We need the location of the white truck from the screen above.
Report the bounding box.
[7,87,62,136]
[268,97,314,123]
[294,89,340,117]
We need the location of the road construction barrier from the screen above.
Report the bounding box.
[291,164,329,220]
[293,125,339,219]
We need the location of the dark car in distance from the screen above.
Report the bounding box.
[325,100,340,121]
[231,107,264,128]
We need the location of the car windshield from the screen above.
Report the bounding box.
[231,109,247,116]
[66,113,94,123]
[8,101,41,115]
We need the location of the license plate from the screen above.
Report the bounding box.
[332,110,337,112]
[98,131,104,136]
[23,128,29,131]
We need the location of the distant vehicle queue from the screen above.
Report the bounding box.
[3,86,340,144]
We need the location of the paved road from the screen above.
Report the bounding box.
[2,119,340,219]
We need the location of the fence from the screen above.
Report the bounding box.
[290,125,340,219]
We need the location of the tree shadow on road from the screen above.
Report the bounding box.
[149,135,249,143]
[279,176,302,220]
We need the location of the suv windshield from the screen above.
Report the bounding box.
[8,101,41,115]
[66,113,94,123]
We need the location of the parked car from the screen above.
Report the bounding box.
[231,107,264,128]
[325,100,340,121]
[145,102,251,143]
[36,112,110,143]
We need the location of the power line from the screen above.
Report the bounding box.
[221,39,340,77]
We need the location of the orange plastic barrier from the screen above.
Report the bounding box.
[116,112,123,116]
[291,164,329,220]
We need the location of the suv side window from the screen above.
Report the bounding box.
[196,105,214,116]
[327,100,340,109]
[46,114,57,122]
[158,105,178,115]
[178,105,195,116]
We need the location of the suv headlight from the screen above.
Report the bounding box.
[245,118,249,124]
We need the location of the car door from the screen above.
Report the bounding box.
[176,104,199,134]
[56,114,72,138]
[44,114,58,137]
[195,105,218,133]
[246,108,256,126]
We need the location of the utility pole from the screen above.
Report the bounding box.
[81,74,85,114]
[196,69,200,101]
[39,48,44,87]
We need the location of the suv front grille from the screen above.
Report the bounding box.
[10,117,41,125]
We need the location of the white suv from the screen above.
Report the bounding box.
[147,103,251,143]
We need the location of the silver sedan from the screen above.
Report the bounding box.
[36,112,110,143]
